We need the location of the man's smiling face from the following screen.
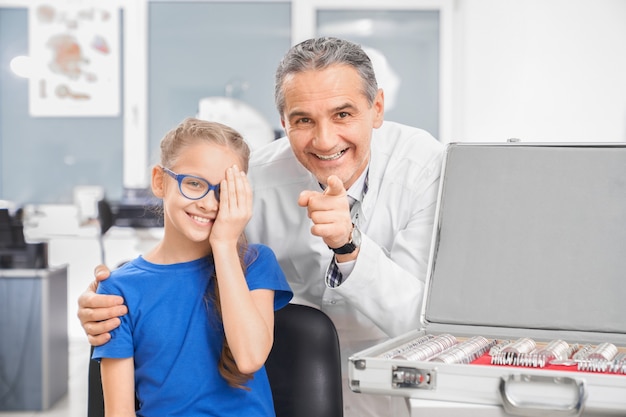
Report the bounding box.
[280,64,384,189]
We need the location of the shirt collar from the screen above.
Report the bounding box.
[346,165,369,203]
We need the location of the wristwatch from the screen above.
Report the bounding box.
[329,224,362,255]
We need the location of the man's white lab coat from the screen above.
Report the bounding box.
[246,120,444,417]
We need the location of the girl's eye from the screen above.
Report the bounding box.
[183,178,206,190]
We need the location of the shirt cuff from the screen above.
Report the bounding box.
[336,258,356,277]
[324,257,357,287]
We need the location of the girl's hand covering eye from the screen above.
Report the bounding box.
[209,165,252,246]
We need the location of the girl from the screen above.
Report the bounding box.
[92,118,293,416]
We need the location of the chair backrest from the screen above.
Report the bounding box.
[266,303,343,417]
[87,348,104,417]
[88,303,343,417]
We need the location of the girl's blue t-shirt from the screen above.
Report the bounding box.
[92,243,293,417]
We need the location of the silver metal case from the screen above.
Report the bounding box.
[348,143,626,416]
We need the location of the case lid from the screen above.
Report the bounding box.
[423,143,626,336]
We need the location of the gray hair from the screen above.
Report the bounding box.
[274,37,379,118]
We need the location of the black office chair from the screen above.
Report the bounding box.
[88,303,343,417]
[265,303,343,417]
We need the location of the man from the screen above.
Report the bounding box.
[78,37,443,417]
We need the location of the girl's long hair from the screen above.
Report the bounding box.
[207,239,256,389]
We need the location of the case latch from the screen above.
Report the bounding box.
[391,366,436,389]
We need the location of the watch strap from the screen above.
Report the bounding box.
[328,224,360,254]
[329,241,358,255]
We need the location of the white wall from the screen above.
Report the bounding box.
[452,0,626,143]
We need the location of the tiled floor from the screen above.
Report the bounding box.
[0,338,91,417]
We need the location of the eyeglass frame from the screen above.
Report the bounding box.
[161,166,220,201]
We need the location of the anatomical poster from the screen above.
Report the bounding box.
[28,1,120,117]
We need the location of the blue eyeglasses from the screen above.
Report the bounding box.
[162,167,220,201]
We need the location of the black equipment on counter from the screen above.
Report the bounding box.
[0,208,47,269]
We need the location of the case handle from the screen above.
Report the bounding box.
[499,374,586,416]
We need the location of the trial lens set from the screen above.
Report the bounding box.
[378,334,626,375]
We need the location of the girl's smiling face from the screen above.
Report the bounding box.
[153,141,242,261]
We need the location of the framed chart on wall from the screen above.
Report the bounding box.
[28,1,120,117]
